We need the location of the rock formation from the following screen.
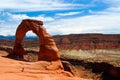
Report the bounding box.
[1,34,120,50]
[0,55,90,80]
[54,34,120,50]
[7,19,63,70]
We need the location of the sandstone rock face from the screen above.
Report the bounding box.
[54,34,120,50]
[0,56,90,80]
[8,19,63,69]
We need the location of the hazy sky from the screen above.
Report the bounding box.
[0,0,120,36]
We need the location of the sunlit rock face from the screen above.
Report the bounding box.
[54,34,120,50]
[8,19,63,70]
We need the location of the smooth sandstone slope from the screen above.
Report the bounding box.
[0,56,90,80]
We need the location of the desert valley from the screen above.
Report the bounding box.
[0,33,120,80]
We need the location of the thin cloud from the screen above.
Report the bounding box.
[3,12,54,22]
[0,0,85,12]
[46,12,120,35]
[56,11,83,16]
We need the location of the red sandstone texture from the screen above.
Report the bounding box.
[0,55,90,80]
[8,19,63,70]
[53,34,120,50]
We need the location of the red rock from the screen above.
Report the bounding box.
[0,56,90,80]
[7,19,63,70]
[53,34,120,50]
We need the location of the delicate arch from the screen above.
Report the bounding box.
[8,19,61,62]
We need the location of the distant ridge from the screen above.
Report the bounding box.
[0,33,120,50]
[53,33,120,50]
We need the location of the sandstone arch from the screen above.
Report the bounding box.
[8,19,61,62]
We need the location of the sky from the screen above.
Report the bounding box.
[0,0,120,36]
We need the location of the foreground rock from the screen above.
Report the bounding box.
[0,56,90,80]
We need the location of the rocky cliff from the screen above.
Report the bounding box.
[53,34,120,50]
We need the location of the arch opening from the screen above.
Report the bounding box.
[23,31,39,61]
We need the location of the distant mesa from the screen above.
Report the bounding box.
[53,33,120,50]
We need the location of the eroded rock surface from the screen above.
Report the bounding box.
[0,56,90,80]
[7,19,63,70]
[54,34,120,50]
